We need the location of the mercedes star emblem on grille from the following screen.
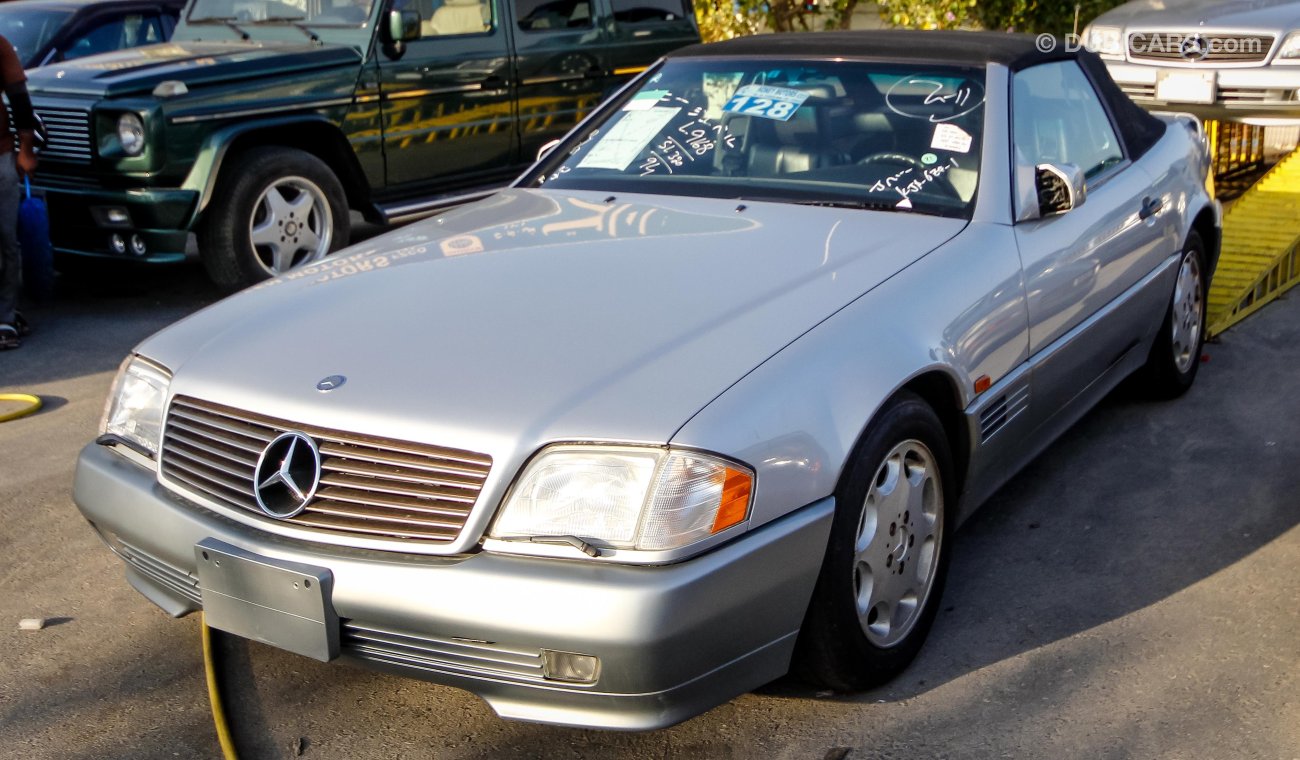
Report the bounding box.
[253,431,322,519]
[1180,34,1210,61]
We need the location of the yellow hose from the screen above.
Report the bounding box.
[0,394,41,423]
[201,615,240,760]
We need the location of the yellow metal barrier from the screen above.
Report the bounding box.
[1205,127,1300,336]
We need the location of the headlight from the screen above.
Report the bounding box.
[116,113,145,156]
[100,355,171,457]
[1086,26,1124,57]
[1278,31,1300,61]
[490,445,754,553]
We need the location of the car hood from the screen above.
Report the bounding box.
[25,40,360,98]
[142,189,965,456]
[1093,0,1300,30]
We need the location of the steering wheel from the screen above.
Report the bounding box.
[858,151,925,170]
[858,152,961,200]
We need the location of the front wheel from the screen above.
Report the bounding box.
[199,147,350,291]
[1136,231,1206,398]
[794,391,955,691]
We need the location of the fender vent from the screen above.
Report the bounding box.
[978,385,1029,442]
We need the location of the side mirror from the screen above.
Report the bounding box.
[381,9,421,58]
[1033,162,1086,217]
[536,139,562,162]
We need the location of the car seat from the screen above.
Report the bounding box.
[425,0,489,35]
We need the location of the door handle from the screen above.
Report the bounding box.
[1139,196,1163,220]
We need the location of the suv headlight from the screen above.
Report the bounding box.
[1278,31,1300,61]
[1086,25,1124,57]
[490,445,754,553]
[100,355,171,457]
[116,113,145,156]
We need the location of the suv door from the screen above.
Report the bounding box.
[602,0,696,78]
[1011,60,1168,421]
[379,0,516,192]
[508,0,609,162]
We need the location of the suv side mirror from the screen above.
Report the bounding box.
[1032,162,1086,218]
[381,9,421,58]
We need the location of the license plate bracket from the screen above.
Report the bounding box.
[1155,70,1216,104]
[196,538,339,662]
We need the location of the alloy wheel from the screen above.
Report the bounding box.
[852,439,944,648]
[248,176,334,276]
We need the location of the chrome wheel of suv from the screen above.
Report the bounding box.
[200,146,350,291]
[248,176,334,276]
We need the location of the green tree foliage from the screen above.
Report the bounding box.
[975,0,1125,34]
[694,0,767,41]
[875,0,975,29]
[874,0,1125,33]
[692,0,1128,43]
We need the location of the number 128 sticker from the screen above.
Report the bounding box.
[723,85,810,122]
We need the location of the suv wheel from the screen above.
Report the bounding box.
[200,146,350,290]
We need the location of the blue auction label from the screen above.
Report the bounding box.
[722,85,811,122]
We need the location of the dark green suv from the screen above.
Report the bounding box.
[26,0,698,288]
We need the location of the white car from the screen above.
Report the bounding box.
[1086,0,1300,124]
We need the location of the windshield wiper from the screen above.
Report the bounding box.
[793,199,914,212]
[188,15,251,40]
[256,15,322,43]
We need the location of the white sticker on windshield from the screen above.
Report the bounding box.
[931,123,973,153]
[578,108,681,170]
[623,89,670,111]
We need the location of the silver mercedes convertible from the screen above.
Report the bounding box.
[74,31,1221,730]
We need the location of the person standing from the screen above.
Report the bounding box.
[0,33,39,350]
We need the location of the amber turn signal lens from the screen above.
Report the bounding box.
[711,467,753,533]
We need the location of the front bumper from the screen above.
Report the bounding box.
[1105,61,1300,124]
[73,443,833,730]
[35,178,197,263]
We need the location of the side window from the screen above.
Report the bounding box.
[396,0,493,37]
[63,16,128,60]
[1012,61,1124,182]
[123,14,165,46]
[514,0,592,31]
[610,0,689,24]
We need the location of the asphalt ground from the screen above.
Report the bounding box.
[0,256,1297,760]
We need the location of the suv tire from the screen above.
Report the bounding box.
[200,146,349,290]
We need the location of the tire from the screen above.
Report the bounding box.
[1136,231,1206,399]
[199,146,350,291]
[794,391,955,691]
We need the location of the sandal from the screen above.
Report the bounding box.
[0,324,19,350]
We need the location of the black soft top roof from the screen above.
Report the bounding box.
[670,30,1167,160]
[670,30,1074,70]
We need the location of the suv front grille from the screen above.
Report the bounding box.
[160,396,492,544]
[1127,33,1273,64]
[13,104,94,163]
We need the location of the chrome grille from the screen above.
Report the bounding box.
[1127,33,1273,64]
[343,622,547,683]
[1119,83,1157,100]
[160,396,491,544]
[10,104,94,163]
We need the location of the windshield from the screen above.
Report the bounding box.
[532,58,987,218]
[188,0,375,27]
[1,8,73,65]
